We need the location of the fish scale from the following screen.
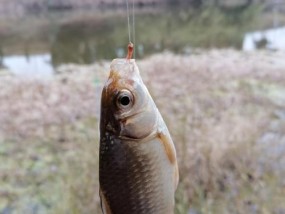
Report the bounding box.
[101,141,160,213]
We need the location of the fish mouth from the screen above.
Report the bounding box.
[110,59,140,80]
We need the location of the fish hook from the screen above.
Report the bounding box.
[126,42,134,60]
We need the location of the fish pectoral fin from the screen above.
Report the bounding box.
[99,188,112,214]
[157,131,177,165]
[174,161,179,189]
[157,131,179,189]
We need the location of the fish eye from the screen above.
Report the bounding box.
[116,90,134,109]
[120,96,130,106]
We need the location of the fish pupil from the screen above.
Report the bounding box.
[120,96,130,106]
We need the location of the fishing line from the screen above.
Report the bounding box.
[125,0,131,43]
[132,0,135,58]
[125,0,136,58]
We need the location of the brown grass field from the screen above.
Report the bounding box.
[0,49,285,214]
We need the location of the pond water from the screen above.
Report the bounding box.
[3,54,54,78]
[243,26,285,51]
[0,7,277,77]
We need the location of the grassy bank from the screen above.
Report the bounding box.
[0,50,285,213]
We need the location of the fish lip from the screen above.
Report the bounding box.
[111,58,136,66]
[109,59,140,82]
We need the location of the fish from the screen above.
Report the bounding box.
[99,44,179,214]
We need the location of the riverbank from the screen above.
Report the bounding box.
[0,50,285,213]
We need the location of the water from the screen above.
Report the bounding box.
[3,54,53,78]
[243,26,285,51]
[0,7,274,77]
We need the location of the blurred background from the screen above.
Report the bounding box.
[0,0,285,213]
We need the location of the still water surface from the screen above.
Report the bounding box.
[3,54,54,77]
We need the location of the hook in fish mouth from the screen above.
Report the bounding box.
[126,42,134,60]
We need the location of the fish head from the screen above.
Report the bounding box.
[100,59,158,140]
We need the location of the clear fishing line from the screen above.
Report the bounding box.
[125,0,131,43]
[132,0,135,58]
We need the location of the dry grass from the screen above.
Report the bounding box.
[0,50,285,213]
[141,50,285,214]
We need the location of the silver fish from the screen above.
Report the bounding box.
[99,57,179,214]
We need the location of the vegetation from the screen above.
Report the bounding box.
[0,50,285,213]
